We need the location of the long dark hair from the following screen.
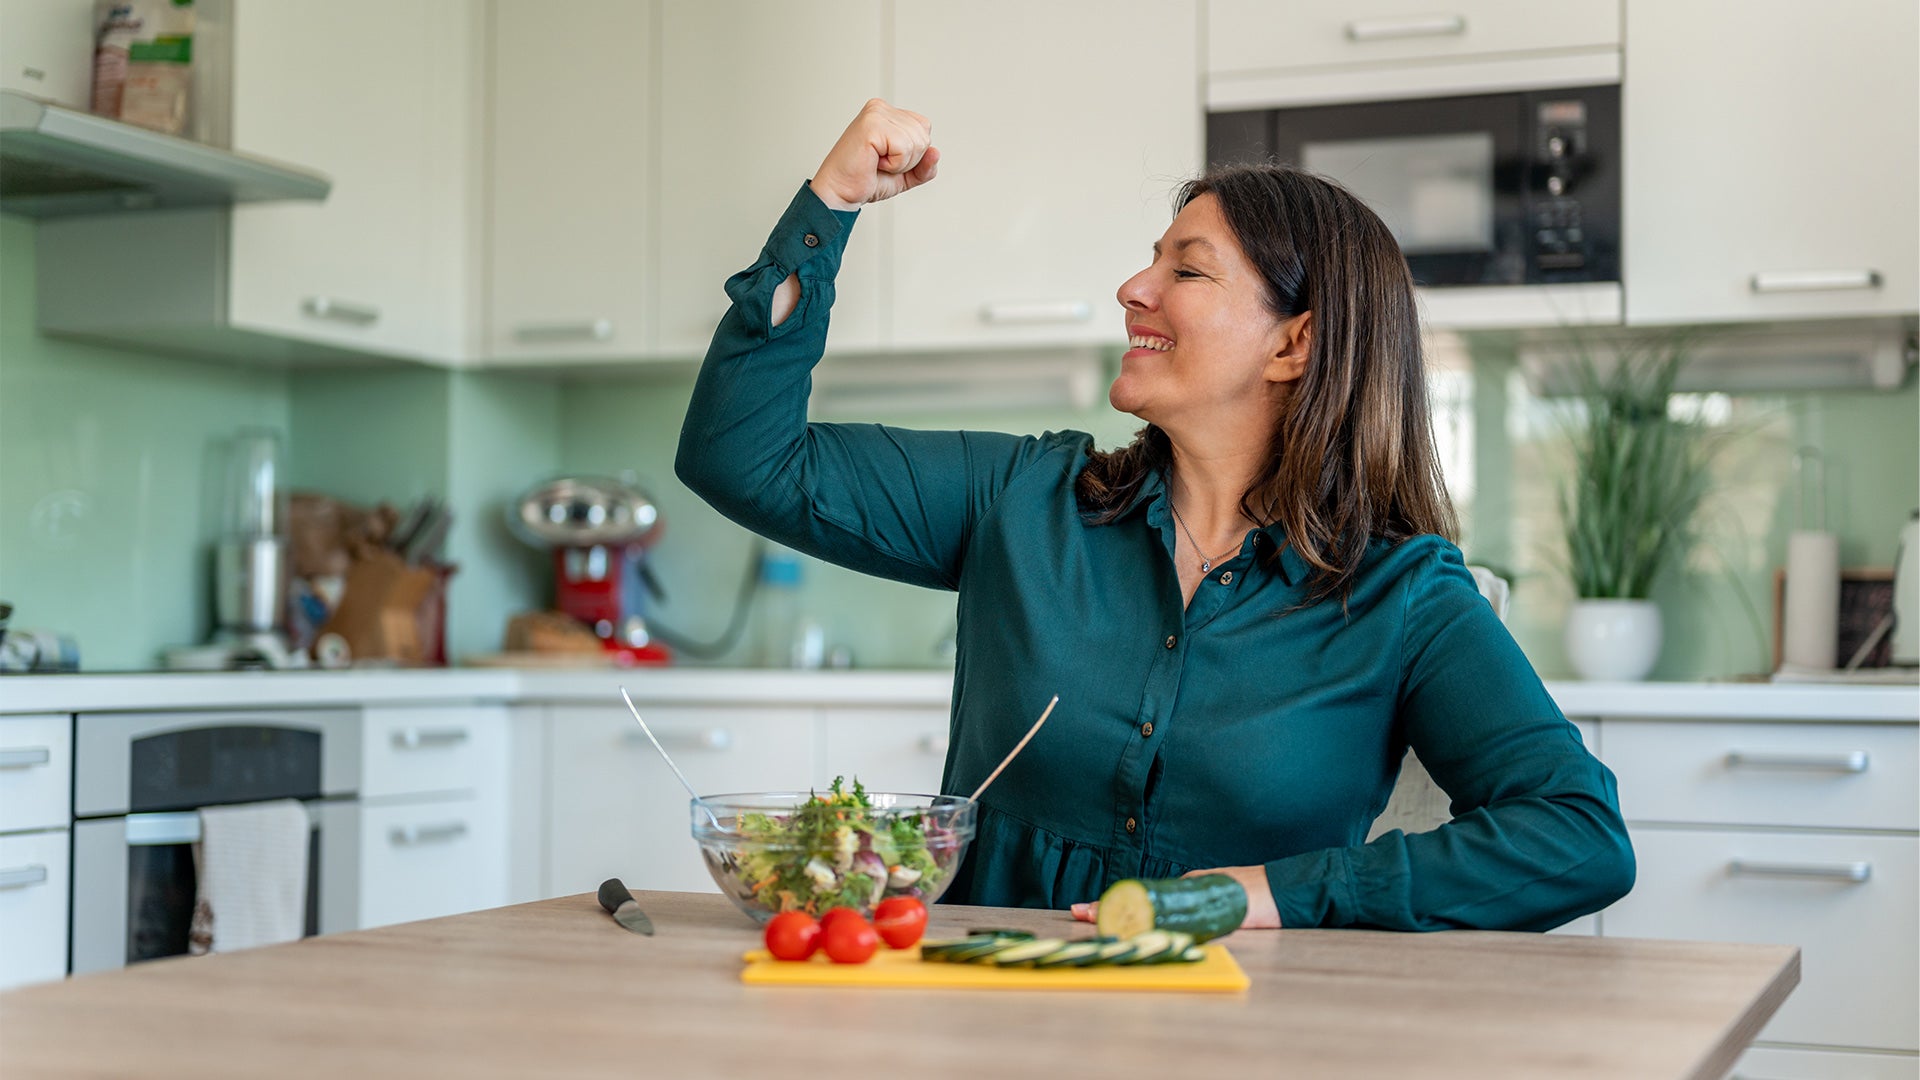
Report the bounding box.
[1076,163,1458,606]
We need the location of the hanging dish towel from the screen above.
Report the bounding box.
[187,799,311,955]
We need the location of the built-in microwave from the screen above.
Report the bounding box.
[1208,84,1620,289]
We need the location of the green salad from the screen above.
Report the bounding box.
[735,777,948,915]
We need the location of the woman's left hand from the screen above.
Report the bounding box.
[1068,865,1282,929]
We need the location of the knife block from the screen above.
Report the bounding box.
[319,548,440,665]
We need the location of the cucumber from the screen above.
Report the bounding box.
[991,938,1070,967]
[1114,930,1177,964]
[1083,938,1141,966]
[937,934,1033,963]
[1095,874,1247,943]
[1029,940,1108,969]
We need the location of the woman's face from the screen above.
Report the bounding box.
[1109,193,1308,432]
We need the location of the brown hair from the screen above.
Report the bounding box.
[1076,163,1458,606]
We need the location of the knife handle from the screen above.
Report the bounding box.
[598,878,634,916]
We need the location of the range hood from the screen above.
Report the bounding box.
[0,90,328,219]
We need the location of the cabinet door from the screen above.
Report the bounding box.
[545,704,815,896]
[1208,0,1620,76]
[361,705,509,802]
[486,0,651,363]
[890,1,1199,351]
[1622,1,1918,324]
[0,714,72,834]
[227,0,477,362]
[654,1,884,358]
[0,830,70,990]
[358,794,507,930]
[817,706,950,796]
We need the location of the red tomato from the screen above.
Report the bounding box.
[872,896,928,949]
[820,912,879,964]
[762,911,820,962]
[817,906,865,936]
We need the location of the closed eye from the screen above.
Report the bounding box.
[1173,269,1205,280]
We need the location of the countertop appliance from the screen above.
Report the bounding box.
[509,476,670,664]
[1208,83,1619,289]
[165,429,303,670]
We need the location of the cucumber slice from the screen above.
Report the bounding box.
[1029,940,1107,969]
[1177,945,1207,963]
[941,937,1030,963]
[991,938,1070,967]
[1143,931,1196,964]
[1095,875,1248,943]
[1081,938,1140,966]
[1115,930,1177,964]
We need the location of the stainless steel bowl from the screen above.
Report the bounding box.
[509,476,661,548]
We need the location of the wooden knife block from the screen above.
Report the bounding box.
[319,548,439,665]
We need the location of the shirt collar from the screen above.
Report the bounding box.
[1098,466,1303,587]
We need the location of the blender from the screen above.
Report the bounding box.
[164,429,303,670]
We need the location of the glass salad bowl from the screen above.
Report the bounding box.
[691,782,976,926]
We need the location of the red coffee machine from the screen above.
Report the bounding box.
[509,476,671,664]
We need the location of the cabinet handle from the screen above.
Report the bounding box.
[1346,14,1467,41]
[1728,859,1871,883]
[1749,269,1883,293]
[917,735,950,755]
[1724,750,1868,773]
[626,728,733,752]
[978,301,1093,325]
[0,865,49,889]
[513,319,615,343]
[392,727,470,750]
[388,822,468,847]
[302,296,382,325]
[0,747,51,769]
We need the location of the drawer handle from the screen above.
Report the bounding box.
[389,822,468,847]
[393,727,470,750]
[1724,750,1868,773]
[978,301,1093,325]
[1346,14,1467,41]
[1728,859,1871,883]
[917,735,950,755]
[0,864,49,889]
[513,319,615,343]
[0,747,52,769]
[302,296,382,325]
[1749,269,1883,294]
[627,729,732,752]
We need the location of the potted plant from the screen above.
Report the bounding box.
[1555,336,1712,681]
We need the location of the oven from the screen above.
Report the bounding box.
[1208,83,1620,288]
[70,709,361,974]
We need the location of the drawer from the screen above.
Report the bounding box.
[0,714,72,833]
[361,705,508,801]
[1208,0,1620,76]
[817,706,951,796]
[1606,721,1918,830]
[358,794,506,930]
[0,829,71,990]
[1605,827,1918,1052]
[1732,1046,1918,1080]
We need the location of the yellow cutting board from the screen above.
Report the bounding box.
[740,943,1249,992]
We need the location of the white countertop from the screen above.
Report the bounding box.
[0,667,1914,722]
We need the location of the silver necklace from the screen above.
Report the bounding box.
[1168,501,1243,574]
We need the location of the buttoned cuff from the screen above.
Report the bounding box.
[765,180,860,280]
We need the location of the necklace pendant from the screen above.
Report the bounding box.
[1200,559,1212,573]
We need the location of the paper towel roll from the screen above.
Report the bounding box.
[1782,530,1841,670]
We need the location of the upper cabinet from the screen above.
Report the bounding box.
[486,0,651,364]
[1621,1,1918,325]
[887,0,1199,352]
[35,0,479,365]
[1209,0,1620,75]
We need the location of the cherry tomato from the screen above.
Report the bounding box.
[763,911,820,962]
[820,912,880,964]
[818,906,865,937]
[872,896,928,949]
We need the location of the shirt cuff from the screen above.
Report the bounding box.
[765,180,861,280]
[1265,847,1353,929]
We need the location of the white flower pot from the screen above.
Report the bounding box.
[1565,599,1663,681]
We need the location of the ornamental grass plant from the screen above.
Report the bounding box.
[1556,337,1714,600]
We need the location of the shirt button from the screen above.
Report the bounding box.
[1140,721,1154,737]
[1124,817,1137,833]
[802,233,820,248]
[1164,634,1177,649]
[1219,571,1233,584]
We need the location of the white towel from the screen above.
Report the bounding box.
[187,799,311,955]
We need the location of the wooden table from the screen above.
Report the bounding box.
[0,891,1797,1079]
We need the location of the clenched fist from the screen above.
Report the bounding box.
[810,98,940,211]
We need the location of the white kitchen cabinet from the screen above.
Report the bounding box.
[652,1,885,359]
[0,829,71,991]
[1621,1,1918,325]
[357,705,511,929]
[887,1,1199,352]
[0,0,95,110]
[0,714,72,834]
[1208,0,1620,77]
[484,0,651,364]
[1731,1046,1920,1080]
[817,706,950,796]
[543,703,815,897]
[36,0,479,365]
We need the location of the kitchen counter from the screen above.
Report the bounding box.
[0,890,1798,1079]
[0,667,1915,721]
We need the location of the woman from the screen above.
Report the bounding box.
[676,99,1634,931]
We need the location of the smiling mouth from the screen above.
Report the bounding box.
[1127,334,1173,352]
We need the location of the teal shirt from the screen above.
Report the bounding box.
[677,184,1635,931]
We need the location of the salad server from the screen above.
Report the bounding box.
[620,685,723,829]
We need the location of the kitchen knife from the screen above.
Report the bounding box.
[597,878,654,936]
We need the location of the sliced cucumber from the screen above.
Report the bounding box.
[1029,940,1108,969]
[1178,945,1207,963]
[1114,930,1178,964]
[1095,874,1247,943]
[1143,931,1196,964]
[1082,937,1140,966]
[990,938,1071,967]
